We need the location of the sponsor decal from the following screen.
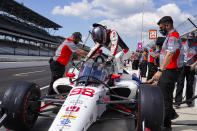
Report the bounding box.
[149,30,157,39]
[68,95,89,100]
[138,43,142,50]
[160,49,165,53]
[112,31,116,37]
[60,118,71,125]
[69,99,83,104]
[57,124,71,128]
[188,53,195,58]
[61,115,76,118]
[169,38,174,43]
[66,106,80,112]
[70,88,95,97]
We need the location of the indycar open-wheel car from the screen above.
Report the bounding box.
[0,55,164,131]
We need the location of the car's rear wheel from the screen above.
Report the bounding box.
[136,84,164,131]
[1,81,41,131]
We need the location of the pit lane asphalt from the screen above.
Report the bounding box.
[0,65,136,131]
[0,65,50,99]
[30,109,135,131]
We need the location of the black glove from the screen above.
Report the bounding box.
[81,58,88,66]
[105,60,112,65]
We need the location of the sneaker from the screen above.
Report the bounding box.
[171,112,179,120]
[174,102,181,108]
[187,103,193,107]
[175,104,180,108]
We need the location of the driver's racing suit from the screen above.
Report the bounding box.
[86,29,131,74]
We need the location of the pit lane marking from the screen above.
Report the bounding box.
[40,85,49,90]
[13,70,46,76]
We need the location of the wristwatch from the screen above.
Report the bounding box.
[158,68,163,72]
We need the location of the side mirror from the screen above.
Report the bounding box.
[66,72,75,83]
[111,74,121,83]
[66,72,75,77]
[111,74,121,79]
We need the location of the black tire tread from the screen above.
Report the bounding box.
[1,81,41,131]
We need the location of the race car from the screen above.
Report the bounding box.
[0,55,164,131]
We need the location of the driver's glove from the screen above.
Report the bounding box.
[81,57,88,66]
[105,60,112,65]
[105,56,113,65]
[83,56,88,62]
[107,55,114,61]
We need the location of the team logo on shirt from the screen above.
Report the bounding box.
[169,39,174,43]
[112,31,116,37]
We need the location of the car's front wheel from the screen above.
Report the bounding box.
[136,84,164,131]
[1,81,41,131]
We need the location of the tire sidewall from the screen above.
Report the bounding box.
[136,84,164,131]
[2,81,41,130]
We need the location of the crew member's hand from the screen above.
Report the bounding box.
[190,64,195,71]
[190,61,197,71]
[155,52,160,57]
[91,56,96,59]
[153,71,162,81]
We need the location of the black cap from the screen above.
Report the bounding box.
[157,16,173,25]
[92,23,107,29]
[72,32,82,42]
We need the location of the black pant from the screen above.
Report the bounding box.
[132,60,139,70]
[175,66,195,104]
[48,60,65,95]
[139,61,147,77]
[147,62,157,81]
[158,69,179,127]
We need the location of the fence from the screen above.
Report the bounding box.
[176,14,197,38]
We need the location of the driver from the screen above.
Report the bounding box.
[84,23,131,74]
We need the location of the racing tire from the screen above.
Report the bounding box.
[1,81,41,131]
[136,84,164,131]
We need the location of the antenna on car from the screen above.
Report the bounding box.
[82,31,91,48]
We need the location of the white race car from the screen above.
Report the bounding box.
[0,55,164,131]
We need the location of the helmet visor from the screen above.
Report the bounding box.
[91,26,107,44]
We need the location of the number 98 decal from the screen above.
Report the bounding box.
[70,88,95,97]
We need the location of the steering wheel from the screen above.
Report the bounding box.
[94,55,105,63]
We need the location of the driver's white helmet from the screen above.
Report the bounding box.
[91,26,107,45]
